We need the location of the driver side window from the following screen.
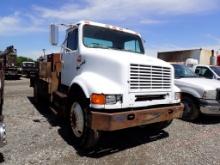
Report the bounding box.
[195,67,213,79]
[67,29,78,51]
[124,40,141,53]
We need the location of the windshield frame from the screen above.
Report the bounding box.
[82,24,145,54]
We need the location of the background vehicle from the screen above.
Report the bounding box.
[0,49,7,147]
[0,46,21,80]
[194,65,220,80]
[173,64,220,121]
[158,49,215,65]
[21,61,36,77]
[31,21,183,149]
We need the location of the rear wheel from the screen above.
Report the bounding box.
[33,83,39,103]
[33,81,49,105]
[182,96,200,121]
[0,98,3,116]
[69,99,100,150]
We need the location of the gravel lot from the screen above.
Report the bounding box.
[0,78,220,165]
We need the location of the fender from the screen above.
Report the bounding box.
[179,86,202,99]
[70,72,122,98]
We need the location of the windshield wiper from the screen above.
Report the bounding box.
[175,75,198,79]
[175,76,184,79]
[184,76,197,78]
[87,43,143,54]
[87,43,111,49]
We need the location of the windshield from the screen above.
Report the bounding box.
[83,24,145,54]
[22,63,35,67]
[210,66,220,76]
[172,64,197,78]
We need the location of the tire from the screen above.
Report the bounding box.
[33,83,39,104]
[0,99,3,116]
[33,82,49,105]
[68,98,100,150]
[182,96,200,121]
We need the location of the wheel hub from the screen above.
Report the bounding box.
[70,102,84,138]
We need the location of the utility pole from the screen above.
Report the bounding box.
[42,49,46,57]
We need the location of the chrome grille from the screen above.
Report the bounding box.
[129,64,171,91]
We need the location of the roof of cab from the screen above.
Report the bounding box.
[195,64,217,67]
[74,20,141,36]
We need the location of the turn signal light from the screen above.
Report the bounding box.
[175,92,181,100]
[91,93,106,105]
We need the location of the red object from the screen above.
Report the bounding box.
[217,55,220,66]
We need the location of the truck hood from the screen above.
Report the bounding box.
[175,78,220,90]
[83,48,172,68]
[79,48,174,93]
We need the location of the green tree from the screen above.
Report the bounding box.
[16,56,34,67]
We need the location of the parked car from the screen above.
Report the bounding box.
[21,61,36,77]
[194,65,220,80]
[0,51,6,147]
[172,64,220,121]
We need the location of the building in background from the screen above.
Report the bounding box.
[158,49,215,65]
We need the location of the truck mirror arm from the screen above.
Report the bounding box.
[61,45,74,52]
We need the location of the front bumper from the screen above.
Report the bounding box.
[5,73,21,77]
[90,103,184,131]
[200,99,220,115]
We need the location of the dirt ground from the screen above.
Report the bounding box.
[0,78,220,165]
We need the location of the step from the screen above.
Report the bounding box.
[49,106,58,115]
[53,91,67,99]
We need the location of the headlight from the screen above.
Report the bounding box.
[202,90,216,100]
[91,93,122,105]
[106,95,122,104]
[175,92,181,100]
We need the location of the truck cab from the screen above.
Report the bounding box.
[32,21,183,149]
[194,65,220,80]
[59,21,181,108]
[21,61,36,77]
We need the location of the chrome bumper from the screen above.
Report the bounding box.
[200,99,220,115]
[0,122,6,147]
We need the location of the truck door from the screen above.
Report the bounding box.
[61,28,78,86]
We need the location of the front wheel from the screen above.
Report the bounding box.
[69,100,100,150]
[182,96,200,121]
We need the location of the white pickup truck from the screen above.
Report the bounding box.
[173,64,220,121]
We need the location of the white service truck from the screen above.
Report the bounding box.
[31,21,183,149]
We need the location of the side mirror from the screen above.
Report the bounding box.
[50,24,59,46]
